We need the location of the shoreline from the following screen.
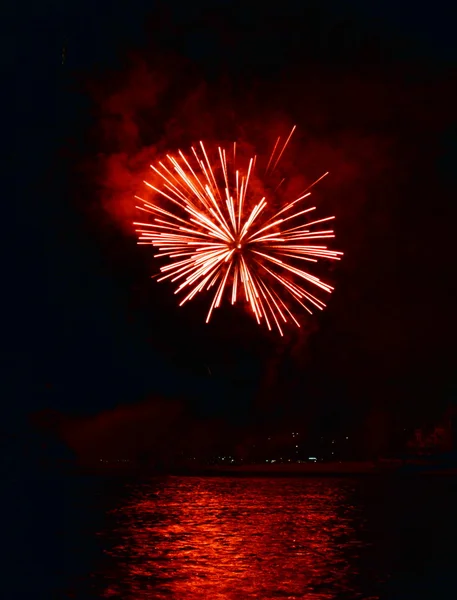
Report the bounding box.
[70,460,457,478]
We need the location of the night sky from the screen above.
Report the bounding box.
[6,1,457,440]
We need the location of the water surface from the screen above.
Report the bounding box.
[5,475,457,599]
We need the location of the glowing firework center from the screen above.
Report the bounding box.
[134,127,342,335]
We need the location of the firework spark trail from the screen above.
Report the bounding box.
[134,126,343,335]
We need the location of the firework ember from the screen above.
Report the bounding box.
[134,127,343,335]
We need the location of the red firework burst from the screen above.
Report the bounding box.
[134,127,342,335]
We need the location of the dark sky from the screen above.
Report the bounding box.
[6,0,457,426]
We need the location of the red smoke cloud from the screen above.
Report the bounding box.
[93,55,389,244]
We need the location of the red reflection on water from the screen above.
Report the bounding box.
[101,478,372,599]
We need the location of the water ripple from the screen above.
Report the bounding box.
[98,477,378,599]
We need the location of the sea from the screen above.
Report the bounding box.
[4,474,457,599]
